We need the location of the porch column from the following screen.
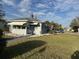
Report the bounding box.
[26,27,27,34]
[78,28,79,32]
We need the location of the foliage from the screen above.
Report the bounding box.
[0,1,7,31]
[70,17,79,32]
[44,21,64,33]
[0,1,5,36]
[0,3,5,20]
[0,0,6,54]
[0,29,3,38]
[70,17,79,27]
[44,21,51,26]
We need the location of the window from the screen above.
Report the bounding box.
[22,26,25,29]
[13,25,17,29]
[13,25,26,29]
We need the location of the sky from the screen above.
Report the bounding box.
[1,0,79,27]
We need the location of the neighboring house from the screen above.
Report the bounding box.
[7,18,47,36]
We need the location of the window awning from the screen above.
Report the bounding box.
[8,22,27,25]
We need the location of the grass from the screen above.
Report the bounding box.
[1,33,79,59]
[2,35,12,39]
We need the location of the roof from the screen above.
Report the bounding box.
[7,18,43,26]
[8,20,28,22]
[8,22,27,25]
[7,17,40,22]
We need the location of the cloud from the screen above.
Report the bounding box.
[0,0,3,4]
[19,8,26,12]
[51,0,79,26]
[66,11,79,19]
[73,4,79,10]
[45,12,55,19]
[34,11,63,22]
[6,11,22,17]
[36,3,49,8]
[18,0,31,12]
[54,0,79,12]
[11,13,22,17]
[3,0,15,6]
[45,12,62,21]
[4,0,79,27]
[4,0,32,19]
[33,12,45,16]
[36,11,71,27]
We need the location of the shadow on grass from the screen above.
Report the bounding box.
[71,50,79,59]
[0,40,46,59]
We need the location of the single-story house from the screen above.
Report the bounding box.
[7,18,47,36]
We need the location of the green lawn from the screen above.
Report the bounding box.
[2,35,12,39]
[1,34,79,59]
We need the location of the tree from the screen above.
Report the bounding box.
[0,1,7,36]
[70,18,79,27]
[0,2,5,20]
[0,0,5,37]
[70,17,79,32]
[44,21,51,26]
[0,0,6,53]
[0,0,6,25]
[44,20,64,33]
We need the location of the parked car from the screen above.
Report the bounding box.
[55,29,64,33]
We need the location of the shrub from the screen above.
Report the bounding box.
[0,29,3,38]
[49,30,56,34]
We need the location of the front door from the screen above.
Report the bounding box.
[27,25,35,35]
